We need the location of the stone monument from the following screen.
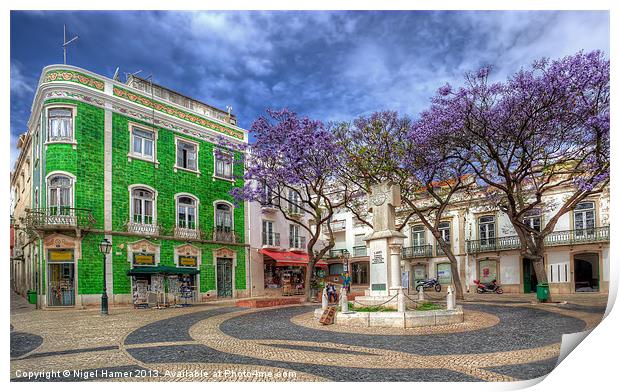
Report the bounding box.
[356,182,407,308]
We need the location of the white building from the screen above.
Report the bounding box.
[318,186,610,295]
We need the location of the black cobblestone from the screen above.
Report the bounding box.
[10,331,43,358]
[485,356,559,380]
[219,304,587,356]
[124,307,240,345]
[127,344,480,381]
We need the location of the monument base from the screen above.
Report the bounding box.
[313,306,464,328]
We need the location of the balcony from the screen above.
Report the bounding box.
[324,220,346,232]
[402,244,433,259]
[174,226,200,240]
[328,248,350,259]
[466,226,610,254]
[260,201,278,213]
[436,244,450,257]
[289,235,306,251]
[24,207,96,231]
[211,228,240,244]
[127,221,160,236]
[262,232,281,248]
[352,245,367,257]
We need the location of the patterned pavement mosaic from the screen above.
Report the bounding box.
[9,293,608,382]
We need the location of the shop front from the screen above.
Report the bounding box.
[127,265,199,307]
[259,249,326,296]
[44,234,79,307]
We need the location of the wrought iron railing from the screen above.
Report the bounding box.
[127,221,160,236]
[466,226,610,253]
[262,232,281,247]
[174,226,200,239]
[328,248,350,259]
[352,245,367,257]
[24,207,96,230]
[289,235,306,250]
[211,228,240,243]
[436,244,452,256]
[402,244,433,259]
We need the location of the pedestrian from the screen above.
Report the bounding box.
[326,283,338,303]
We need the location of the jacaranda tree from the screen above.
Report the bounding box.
[421,51,609,300]
[232,109,354,301]
[335,111,470,299]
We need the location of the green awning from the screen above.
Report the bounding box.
[127,266,199,276]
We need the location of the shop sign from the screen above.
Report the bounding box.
[479,259,497,283]
[48,249,73,262]
[134,253,155,265]
[179,256,197,267]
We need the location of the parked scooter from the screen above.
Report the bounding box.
[415,278,442,292]
[474,279,503,294]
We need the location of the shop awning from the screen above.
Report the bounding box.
[259,249,327,267]
[127,266,200,276]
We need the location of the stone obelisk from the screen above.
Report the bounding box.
[357,182,407,307]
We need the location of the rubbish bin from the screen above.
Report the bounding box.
[27,290,37,305]
[536,283,549,302]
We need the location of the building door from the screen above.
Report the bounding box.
[48,262,75,306]
[574,253,599,292]
[522,258,538,293]
[217,258,233,298]
[352,262,368,285]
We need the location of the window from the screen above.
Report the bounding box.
[261,182,273,206]
[215,203,233,231]
[214,150,233,179]
[34,187,39,208]
[439,221,450,244]
[288,190,301,214]
[47,175,72,215]
[131,127,155,160]
[262,220,277,246]
[289,224,302,248]
[177,196,197,229]
[479,216,496,247]
[574,202,595,235]
[523,208,542,232]
[48,108,73,141]
[176,139,198,171]
[131,188,155,224]
[329,263,344,276]
[411,225,426,247]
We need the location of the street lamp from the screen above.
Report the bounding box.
[99,238,112,315]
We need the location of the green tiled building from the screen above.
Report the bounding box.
[20,65,249,308]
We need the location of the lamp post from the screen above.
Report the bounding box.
[99,238,112,315]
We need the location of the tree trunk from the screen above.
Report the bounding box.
[445,252,465,300]
[531,254,553,302]
[305,259,315,302]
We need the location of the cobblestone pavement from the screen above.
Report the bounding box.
[10,292,607,382]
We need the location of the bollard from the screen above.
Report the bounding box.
[418,285,425,301]
[447,285,455,310]
[340,287,349,313]
[322,287,328,310]
[397,287,405,312]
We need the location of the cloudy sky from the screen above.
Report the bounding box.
[10,10,609,168]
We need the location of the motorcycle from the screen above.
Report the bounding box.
[415,278,442,292]
[474,279,503,294]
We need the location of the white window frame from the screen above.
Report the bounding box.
[289,223,301,248]
[128,184,157,225]
[213,149,234,181]
[438,221,450,244]
[262,219,276,246]
[45,171,76,214]
[45,105,77,148]
[411,225,426,247]
[174,136,200,174]
[128,122,159,165]
[479,215,496,245]
[175,193,199,230]
[523,208,542,232]
[574,201,596,235]
[288,189,301,214]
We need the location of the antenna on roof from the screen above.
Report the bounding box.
[124,69,142,82]
[62,24,79,65]
[112,67,120,81]
[226,105,233,117]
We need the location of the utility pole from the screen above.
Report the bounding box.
[62,24,79,65]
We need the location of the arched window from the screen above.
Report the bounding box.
[215,203,233,232]
[47,175,73,215]
[177,196,197,229]
[131,188,155,224]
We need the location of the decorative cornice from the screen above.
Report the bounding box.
[43,69,105,91]
[113,86,244,140]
